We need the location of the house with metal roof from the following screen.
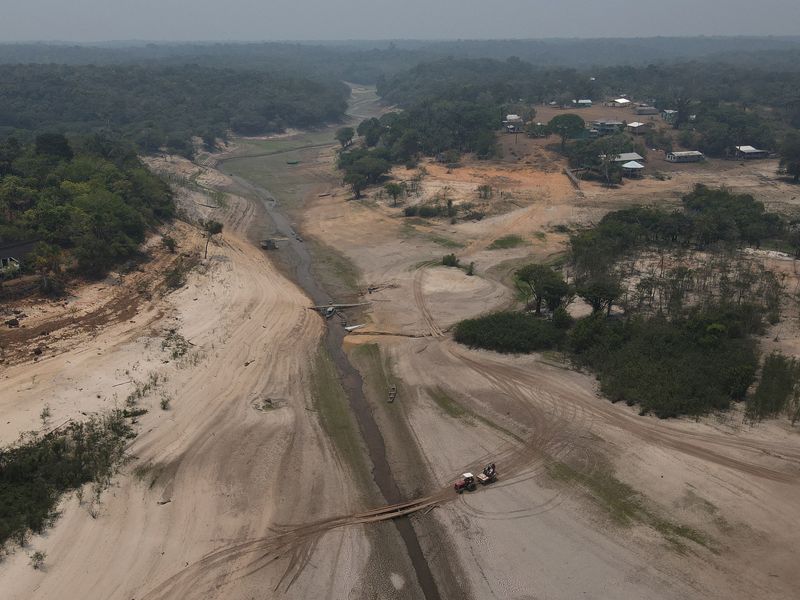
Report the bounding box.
[627,122,648,135]
[613,152,645,163]
[666,151,705,163]
[621,161,645,177]
[734,145,769,159]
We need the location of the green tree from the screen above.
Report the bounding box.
[516,264,570,315]
[344,172,368,199]
[779,131,800,183]
[384,182,404,206]
[29,242,65,295]
[201,219,223,259]
[357,118,383,147]
[577,277,623,315]
[548,114,585,150]
[597,135,627,186]
[335,127,355,148]
[35,133,73,161]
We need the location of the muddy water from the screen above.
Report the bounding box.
[223,171,443,600]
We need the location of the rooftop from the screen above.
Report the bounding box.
[622,161,645,169]
[735,145,765,153]
[615,152,645,162]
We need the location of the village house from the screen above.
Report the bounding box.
[627,121,648,135]
[591,119,625,136]
[662,109,678,123]
[734,145,769,159]
[666,150,705,163]
[635,105,659,115]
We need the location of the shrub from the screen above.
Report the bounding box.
[442,253,460,267]
[454,311,565,354]
[569,310,759,418]
[746,352,800,423]
[487,234,525,250]
[0,411,134,547]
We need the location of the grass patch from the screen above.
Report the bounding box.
[307,238,361,296]
[427,387,468,419]
[351,343,398,401]
[310,348,369,484]
[487,234,526,250]
[430,235,464,249]
[547,461,715,553]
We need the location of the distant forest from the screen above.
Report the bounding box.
[0,64,349,156]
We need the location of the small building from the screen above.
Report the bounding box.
[610,98,631,108]
[503,114,524,133]
[0,240,39,278]
[611,152,646,163]
[621,161,645,178]
[662,109,678,123]
[734,145,769,159]
[627,122,648,135]
[666,150,705,163]
[636,105,659,115]
[573,99,593,108]
[592,119,625,135]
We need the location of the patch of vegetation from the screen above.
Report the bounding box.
[430,235,463,248]
[0,410,134,548]
[547,462,714,553]
[488,234,526,250]
[569,309,759,418]
[442,253,460,267]
[427,387,468,419]
[29,550,46,569]
[310,348,369,485]
[454,311,565,354]
[161,329,189,360]
[746,352,800,423]
[0,135,174,280]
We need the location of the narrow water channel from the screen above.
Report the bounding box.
[223,170,443,600]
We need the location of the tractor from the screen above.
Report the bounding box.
[454,473,476,494]
[454,464,497,494]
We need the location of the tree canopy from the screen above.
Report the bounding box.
[0,134,173,279]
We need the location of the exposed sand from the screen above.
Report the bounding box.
[0,176,373,599]
[4,86,800,600]
[301,132,800,599]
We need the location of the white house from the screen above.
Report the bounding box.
[610,98,631,108]
[621,161,645,177]
[627,122,648,135]
[666,151,705,163]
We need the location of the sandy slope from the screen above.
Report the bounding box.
[0,183,370,598]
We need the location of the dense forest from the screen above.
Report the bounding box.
[0,64,350,156]
[455,186,798,419]
[0,133,173,286]
[374,55,800,160]
[3,37,800,73]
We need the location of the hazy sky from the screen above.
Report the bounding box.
[2,0,799,41]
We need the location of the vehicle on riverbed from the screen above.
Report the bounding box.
[455,464,497,493]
